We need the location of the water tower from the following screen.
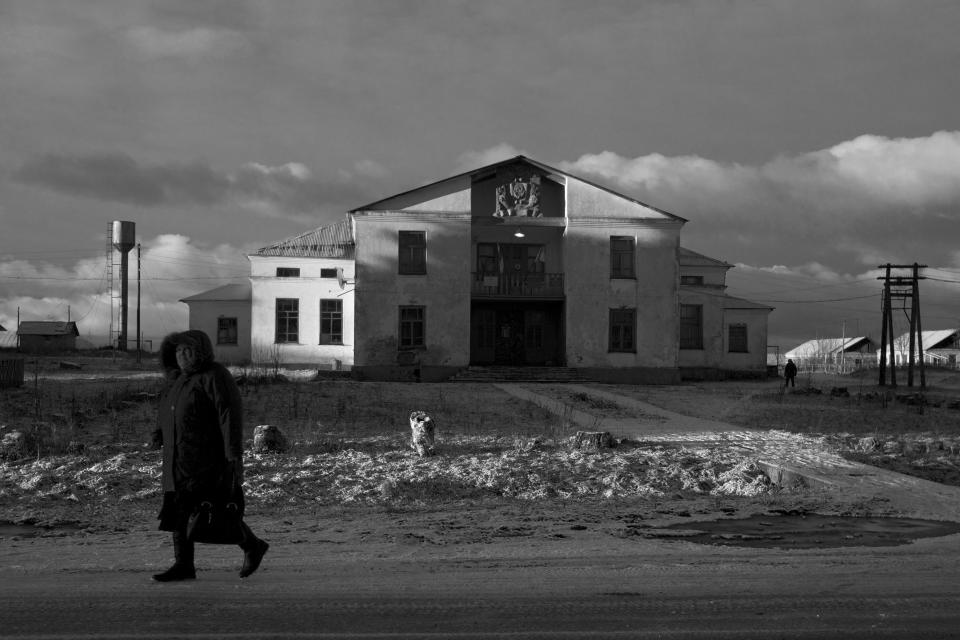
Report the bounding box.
[111,221,136,350]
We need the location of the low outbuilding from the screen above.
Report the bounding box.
[17,321,80,353]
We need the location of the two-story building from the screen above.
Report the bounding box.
[182,156,771,381]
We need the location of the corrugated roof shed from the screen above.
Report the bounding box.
[18,321,79,336]
[889,329,960,352]
[254,219,354,258]
[786,337,871,358]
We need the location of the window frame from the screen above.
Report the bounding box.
[679,304,704,350]
[610,236,635,279]
[216,317,238,345]
[398,305,426,350]
[398,230,427,275]
[680,275,705,286]
[275,298,299,344]
[728,323,749,353]
[320,267,338,279]
[319,299,343,345]
[608,308,636,353]
[276,267,300,278]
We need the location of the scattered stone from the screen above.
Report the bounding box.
[857,436,878,452]
[574,431,614,451]
[0,429,27,460]
[252,424,288,453]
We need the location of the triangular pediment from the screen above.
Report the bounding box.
[352,155,685,223]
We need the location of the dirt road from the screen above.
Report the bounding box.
[4,503,960,639]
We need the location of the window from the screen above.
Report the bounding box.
[216,317,238,345]
[320,299,343,345]
[276,267,300,278]
[610,236,635,278]
[679,304,703,350]
[728,324,748,353]
[681,275,704,285]
[320,268,338,278]
[399,231,426,275]
[275,298,299,343]
[477,243,498,274]
[399,306,425,349]
[609,308,636,352]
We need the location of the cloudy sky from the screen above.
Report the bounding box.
[2,0,959,351]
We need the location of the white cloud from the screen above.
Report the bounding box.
[561,132,960,273]
[0,235,249,347]
[455,144,529,173]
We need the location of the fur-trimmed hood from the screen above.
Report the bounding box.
[159,330,216,376]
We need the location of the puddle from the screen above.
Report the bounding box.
[645,514,960,548]
[0,521,84,538]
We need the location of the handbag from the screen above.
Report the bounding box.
[186,499,246,545]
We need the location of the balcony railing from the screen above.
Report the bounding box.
[471,272,564,298]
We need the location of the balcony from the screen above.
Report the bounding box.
[471,272,564,299]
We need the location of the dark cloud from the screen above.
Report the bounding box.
[14,153,229,206]
[13,152,381,216]
[148,0,260,32]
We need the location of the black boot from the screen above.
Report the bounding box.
[153,530,196,582]
[239,522,269,578]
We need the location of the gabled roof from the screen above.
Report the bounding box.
[351,155,687,223]
[888,329,960,352]
[253,219,354,258]
[786,337,872,358]
[679,247,733,269]
[180,283,251,303]
[18,321,79,336]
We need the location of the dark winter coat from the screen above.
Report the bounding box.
[784,361,798,379]
[153,330,245,530]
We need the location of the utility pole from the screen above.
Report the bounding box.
[840,320,846,375]
[877,263,927,388]
[136,243,142,364]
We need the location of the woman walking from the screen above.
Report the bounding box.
[151,329,269,581]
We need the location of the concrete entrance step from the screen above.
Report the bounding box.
[449,366,588,383]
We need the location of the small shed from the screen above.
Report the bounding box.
[17,321,80,353]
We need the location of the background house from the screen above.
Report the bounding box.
[677,248,772,378]
[786,336,876,372]
[180,283,252,363]
[17,321,79,353]
[877,329,960,369]
[182,156,771,381]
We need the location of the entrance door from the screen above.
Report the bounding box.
[471,303,563,366]
[494,308,525,364]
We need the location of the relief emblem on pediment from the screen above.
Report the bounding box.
[494,173,542,218]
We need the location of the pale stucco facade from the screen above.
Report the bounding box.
[181,156,771,380]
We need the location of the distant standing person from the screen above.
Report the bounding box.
[784,359,798,388]
[151,329,269,582]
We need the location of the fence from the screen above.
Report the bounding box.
[0,358,24,389]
